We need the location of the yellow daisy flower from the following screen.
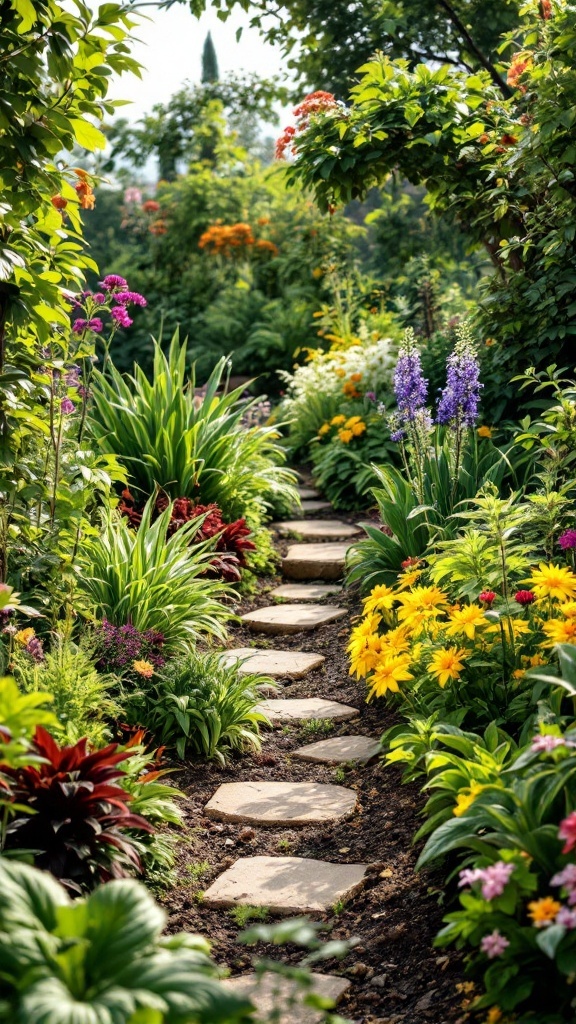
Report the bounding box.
[397,586,448,630]
[477,425,493,438]
[378,625,411,658]
[345,415,362,426]
[363,584,396,616]
[560,601,576,619]
[15,627,35,646]
[349,633,382,679]
[338,428,353,443]
[351,421,366,436]
[133,659,154,678]
[526,562,576,602]
[522,653,547,667]
[527,897,561,927]
[318,422,331,436]
[367,656,413,700]
[396,568,423,590]
[428,646,467,688]
[542,618,576,647]
[331,414,346,425]
[445,604,487,640]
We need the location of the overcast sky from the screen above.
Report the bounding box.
[110,4,292,121]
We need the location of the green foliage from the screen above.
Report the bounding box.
[0,676,57,769]
[125,650,271,763]
[311,415,396,510]
[91,332,297,520]
[0,858,253,1024]
[230,904,270,927]
[12,635,115,746]
[78,497,231,653]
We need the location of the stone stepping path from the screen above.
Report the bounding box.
[256,697,359,724]
[296,486,320,500]
[275,519,362,541]
[269,583,342,602]
[282,542,350,580]
[241,604,346,635]
[221,647,325,678]
[203,855,367,914]
[222,972,351,1024]
[294,734,381,764]
[295,499,333,514]
[204,780,357,826]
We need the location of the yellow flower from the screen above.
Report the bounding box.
[338,428,353,443]
[527,897,561,927]
[526,562,576,602]
[396,568,423,590]
[334,368,346,378]
[378,625,411,658]
[367,656,413,699]
[350,372,362,382]
[446,604,487,640]
[513,668,526,680]
[133,659,154,678]
[477,425,493,438]
[542,618,576,647]
[318,423,331,436]
[15,628,35,646]
[397,586,448,630]
[331,414,346,425]
[345,415,362,426]
[351,421,366,436]
[453,781,486,817]
[363,584,396,616]
[560,601,576,619]
[522,653,547,667]
[428,646,467,687]
[485,1009,503,1024]
[349,633,382,679]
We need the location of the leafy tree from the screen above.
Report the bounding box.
[165,0,522,95]
[202,29,220,82]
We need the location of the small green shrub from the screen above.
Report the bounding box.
[126,650,271,763]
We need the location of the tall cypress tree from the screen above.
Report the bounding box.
[201,31,219,83]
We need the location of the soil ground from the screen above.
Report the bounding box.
[161,503,470,1024]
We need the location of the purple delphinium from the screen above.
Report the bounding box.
[559,530,576,551]
[93,619,165,674]
[393,328,428,422]
[437,325,483,427]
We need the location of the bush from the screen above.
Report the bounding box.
[79,497,232,654]
[125,650,271,763]
[0,859,252,1024]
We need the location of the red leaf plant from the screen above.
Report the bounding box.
[118,491,256,583]
[1,726,152,894]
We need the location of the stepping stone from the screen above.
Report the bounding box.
[275,520,362,541]
[203,855,367,914]
[256,697,359,724]
[294,735,381,765]
[204,781,357,826]
[282,543,350,581]
[222,972,351,1024]
[296,500,333,514]
[270,583,342,602]
[296,486,320,500]
[221,648,325,679]
[240,604,346,635]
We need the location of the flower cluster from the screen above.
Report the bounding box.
[276,91,338,160]
[198,222,278,258]
[72,275,146,335]
[13,627,44,663]
[318,414,367,444]
[93,620,166,675]
[436,326,483,427]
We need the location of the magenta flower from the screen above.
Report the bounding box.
[559,530,576,551]
[100,274,128,291]
[73,319,88,333]
[531,735,566,753]
[515,590,536,605]
[92,292,106,304]
[72,317,103,334]
[551,864,576,892]
[110,306,133,328]
[559,812,576,853]
[60,398,76,415]
[480,930,510,959]
[479,590,497,606]
[556,906,576,929]
[114,290,147,307]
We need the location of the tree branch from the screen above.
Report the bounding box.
[436,0,512,96]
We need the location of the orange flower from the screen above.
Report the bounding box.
[527,897,561,927]
[51,194,67,210]
[142,199,160,213]
[75,180,95,210]
[133,659,154,678]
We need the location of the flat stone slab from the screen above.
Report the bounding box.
[275,520,363,541]
[270,583,343,602]
[203,855,367,914]
[222,972,351,1024]
[256,698,359,724]
[221,648,325,679]
[240,604,346,635]
[294,735,382,765]
[204,781,357,826]
[282,543,350,581]
[296,486,320,500]
[296,500,333,514]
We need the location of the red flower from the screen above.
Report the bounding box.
[539,0,551,18]
[559,811,576,853]
[142,199,160,213]
[479,591,497,606]
[51,194,67,210]
[500,134,518,146]
[515,590,535,605]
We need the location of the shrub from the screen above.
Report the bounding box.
[0,859,252,1024]
[79,497,231,654]
[125,650,271,763]
[91,331,298,521]
[1,727,153,893]
[311,407,396,510]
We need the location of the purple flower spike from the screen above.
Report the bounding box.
[393,328,428,421]
[437,324,483,427]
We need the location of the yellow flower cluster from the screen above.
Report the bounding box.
[348,562,576,703]
[318,414,367,443]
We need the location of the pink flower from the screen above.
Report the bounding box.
[479,590,497,606]
[551,864,576,892]
[559,530,576,551]
[531,735,566,753]
[559,812,576,854]
[60,398,76,415]
[458,867,484,888]
[480,929,510,958]
[110,306,133,328]
[480,862,515,900]
[124,187,142,204]
[556,906,576,929]
[515,590,535,605]
[114,290,147,307]
[100,274,128,291]
[92,292,106,304]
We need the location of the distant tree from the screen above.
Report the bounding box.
[201,31,219,82]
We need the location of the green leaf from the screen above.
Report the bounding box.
[69,119,106,151]
[12,0,36,33]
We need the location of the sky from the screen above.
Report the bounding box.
[110,4,292,122]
